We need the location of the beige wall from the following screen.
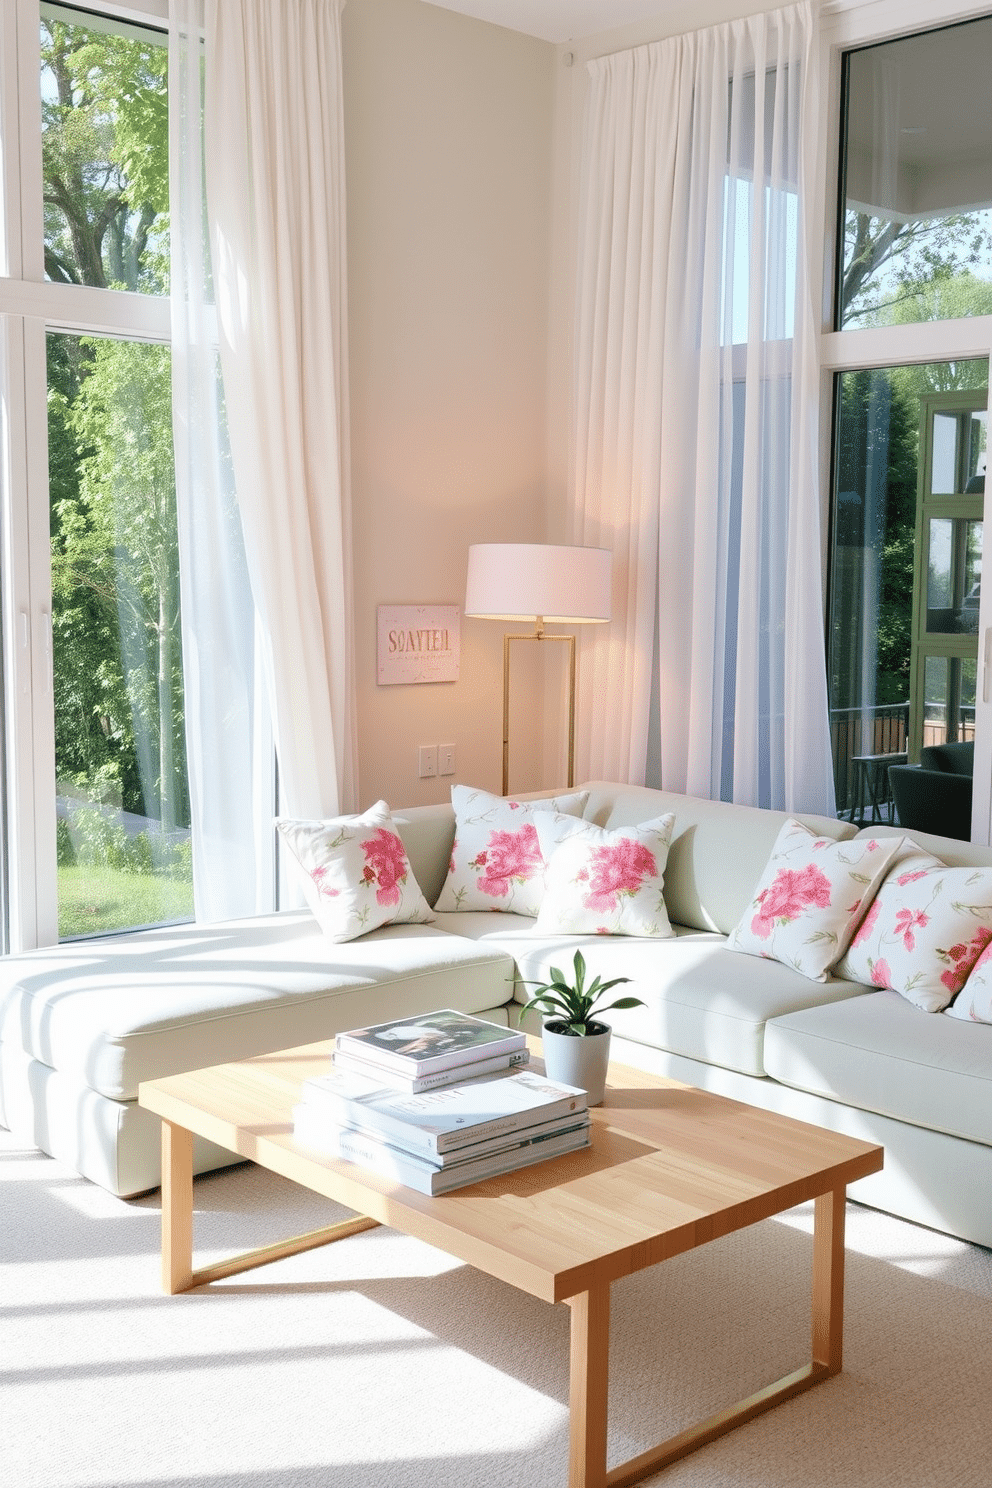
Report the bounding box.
[344,0,555,808]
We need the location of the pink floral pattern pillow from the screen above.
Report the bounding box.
[532,814,676,937]
[433,786,589,916]
[945,941,992,1024]
[277,801,434,943]
[728,820,905,981]
[836,853,992,1012]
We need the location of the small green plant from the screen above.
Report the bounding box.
[515,949,644,1036]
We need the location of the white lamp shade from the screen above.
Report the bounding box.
[464,544,611,624]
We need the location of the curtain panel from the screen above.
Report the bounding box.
[170,0,273,920]
[572,0,836,815]
[202,0,357,823]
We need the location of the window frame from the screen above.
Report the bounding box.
[816,0,992,841]
[0,0,172,951]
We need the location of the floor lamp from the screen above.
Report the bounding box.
[464,543,612,796]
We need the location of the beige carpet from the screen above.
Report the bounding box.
[4,1124,992,1488]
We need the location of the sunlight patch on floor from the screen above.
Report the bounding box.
[773,1199,989,1281]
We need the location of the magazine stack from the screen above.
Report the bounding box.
[331,1007,531,1091]
[292,1009,591,1194]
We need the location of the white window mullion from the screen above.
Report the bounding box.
[1,2,57,948]
[0,317,36,949]
[13,0,45,283]
[0,280,171,339]
[22,316,57,948]
[0,315,57,950]
[822,320,992,374]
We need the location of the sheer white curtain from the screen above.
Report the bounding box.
[202,0,357,822]
[572,1,836,814]
[170,0,272,920]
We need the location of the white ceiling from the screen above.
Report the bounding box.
[425,0,681,44]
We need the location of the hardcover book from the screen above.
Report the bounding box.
[292,1107,592,1195]
[296,1065,588,1157]
[300,1105,589,1169]
[335,1009,526,1076]
[331,1045,530,1093]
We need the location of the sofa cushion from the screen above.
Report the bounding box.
[533,813,676,937]
[277,802,435,941]
[494,931,869,1077]
[431,909,538,942]
[946,941,992,1025]
[854,824,990,868]
[764,989,992,1147]
[433,785,589,916]
[577,782,857,935]
[727,821,904,980]
[0,914,514,1101]
[836,855,992,1011]
[392,803,457,908]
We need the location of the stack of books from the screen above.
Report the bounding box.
[332,1007,532,1091]
[292,1009,592,1194]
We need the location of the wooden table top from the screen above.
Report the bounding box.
[139,1037,883,1305]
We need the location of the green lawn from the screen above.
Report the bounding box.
[58,864,193,940]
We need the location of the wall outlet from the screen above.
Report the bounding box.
[418,744,438,778]
[438,744,456,776]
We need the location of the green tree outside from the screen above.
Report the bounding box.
[42,13,168,293]
[42,12,190,935]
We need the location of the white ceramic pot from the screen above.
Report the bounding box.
[541,1020,611,1105]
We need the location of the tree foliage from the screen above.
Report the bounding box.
[43,14,187,839]
[51,337,187,831]
[841,210,992,329]
[832,368,919,711]
[41,16,168,291]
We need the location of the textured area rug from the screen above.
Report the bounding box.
[3,1126,992,1488]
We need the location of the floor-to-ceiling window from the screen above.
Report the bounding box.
[1,0,189,947]
[824,5,992,833]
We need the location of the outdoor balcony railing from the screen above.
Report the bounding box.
[831,702,909,820]
[830,701,975,823]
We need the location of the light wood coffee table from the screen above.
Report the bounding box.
[139,1039,882,1488]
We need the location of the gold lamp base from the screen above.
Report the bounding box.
[502,621,576,797]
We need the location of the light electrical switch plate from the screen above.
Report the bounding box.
[438,744,456,776]
[418,744,438,778]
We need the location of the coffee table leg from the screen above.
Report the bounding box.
[812,1186,846,1375]
[567,1284,610,1488]
[162,1119,195,1295]
[564,1188,851,1488]
[158,1118,381,1295]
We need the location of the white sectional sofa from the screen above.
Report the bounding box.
[2,781,991,1252]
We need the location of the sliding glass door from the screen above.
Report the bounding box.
[826,5,992,836]
[827,364,988,821]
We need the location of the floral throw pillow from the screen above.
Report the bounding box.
[277,801,434,943]
[532,813,676,937]
[728,820,905,981]
[433,785,589,916]
[836,853,992,1012]
[945,941,992,1024]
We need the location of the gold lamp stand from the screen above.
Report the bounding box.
[502,621,576,797]
[464,543,611,798]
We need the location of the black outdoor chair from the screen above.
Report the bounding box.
[889,741,974,841]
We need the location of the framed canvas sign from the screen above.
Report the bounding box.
[377,605,461,685]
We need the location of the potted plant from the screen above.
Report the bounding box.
[516,950,644,1105]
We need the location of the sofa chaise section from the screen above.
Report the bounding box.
[0,909,514,1196]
